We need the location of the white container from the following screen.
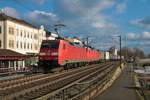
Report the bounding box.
[105,52,110,60]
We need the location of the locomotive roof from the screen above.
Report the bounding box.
[42,39,60,42]
[42,39,99,51]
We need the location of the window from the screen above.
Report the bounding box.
[41,41,59,49]
[0,40,1,48]
[10,61,14,67]
[31,44,32,50]
[0,26,1,34]
[9,40,14,48]
[16,41,19,48]
[24,31,26,38]
[9,27,11,34]
[20,42,22,49]
[24,43,26,49]
[28,43,30,49]
[12,40,14,48]
[16,29,19,36]
[31,33,32,39]
[34,34,38,39]
[9,27,14,35]
[34,44,38,50]
[28,32,29,38]
[20,30,23,37]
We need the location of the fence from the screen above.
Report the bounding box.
[0,67,30,76]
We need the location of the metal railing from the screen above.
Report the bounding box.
[0,67,30,76]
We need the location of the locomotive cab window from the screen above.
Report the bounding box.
[41,41,59,49]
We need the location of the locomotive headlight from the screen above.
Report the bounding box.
[51,52,58,56]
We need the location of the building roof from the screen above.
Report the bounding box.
[0,13,36,29]
[0,49,26,60]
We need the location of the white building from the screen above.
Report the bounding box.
[105,51,110,60]
[0,13,46,54]
[114,49,118,56]
[46,32,59,40]
[0,13,46,70]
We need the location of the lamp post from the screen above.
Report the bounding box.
[119,35,122,68]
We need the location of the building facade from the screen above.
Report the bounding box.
[0,13,46,70]
[0,13,46,54]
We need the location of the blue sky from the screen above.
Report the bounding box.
[0,0,150,54]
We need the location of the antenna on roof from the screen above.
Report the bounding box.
[54,21,66,34]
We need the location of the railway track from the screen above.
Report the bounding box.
[22,63,113,100]
[0,67,85,89]
[0,74,49,89]
[0,62,114,100]
[46,62,117,100]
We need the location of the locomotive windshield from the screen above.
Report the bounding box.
[41,40,59,49]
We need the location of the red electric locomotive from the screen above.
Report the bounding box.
[38,39,100,73]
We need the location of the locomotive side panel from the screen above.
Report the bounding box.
[58,40,87,66]
[86,48,101,63]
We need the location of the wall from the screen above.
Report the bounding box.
[4,20,46,54]
[0,21,4,49]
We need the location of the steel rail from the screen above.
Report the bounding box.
[31,63,114,100]
[47,63,115,100]
[0,63,111,99]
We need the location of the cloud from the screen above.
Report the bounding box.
[54,0,115,17]
[0,1,121,50]
[139,41,150,47]
[1,1,120,39]
[142,31,150,39]
[1,7,19,18]
[125,31,150,55]
[26,10,59,30]
[126,33,135,39]
[125,32,150,55]
[15,0,45,5]
[53,0,120,37]
[127,31,150,40]
[130,16,150,29]
[33,0,45,5]
[116,0,127,13]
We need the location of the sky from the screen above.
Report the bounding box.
[0,0,150,54]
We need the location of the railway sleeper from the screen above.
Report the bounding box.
[47,64,114,100]
[34,64,109,99]
[2,63,112,99]
[0,74,48,88]
[15,67,98,99]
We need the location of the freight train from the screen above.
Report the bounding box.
[38,39,101,73]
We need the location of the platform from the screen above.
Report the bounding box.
[93,64,140,100]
